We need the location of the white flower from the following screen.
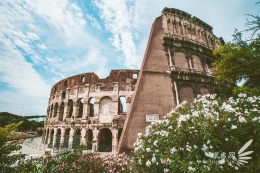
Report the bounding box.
[154,140,158,146]
[146,160,151,167]
[188,166,196,172]
[218,159,225,164]
[225,138,228,141]
[202,144,208,151]
[205,152,214,158]
[231,125,237,129]
[252,117,258,121]
[152,156,156,163]
[146,148,151,152]
[170,147,177,153]
[238,93,247,98]
[238,116,247,123]
[164,168,169,173]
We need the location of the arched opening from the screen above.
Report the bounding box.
[67,99,73,118]
[192,55,203,72]
[53,103,58,118]
[118,96,126,114]
[118,128,123,142]
[200,86,210,96]
[98,128,112,152]
[64,129,70,148]
[86,129,93,150]
[174,52,189,70]
[180,85,195,103]
[48,129,54,148]
[88,98,95,117]
[55,129,61,148]
[59,102,64,121]
[61,91,66,99]
[73,129,81,149]
[77,98,83,118]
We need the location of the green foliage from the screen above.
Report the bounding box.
[212,30,260,97]
[0,122,26,173]
[0,112,44,131]
[131,94,260,173]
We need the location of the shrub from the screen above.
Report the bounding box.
[131,94,260,173]
[18,149,130,173]
[0,122,26,173]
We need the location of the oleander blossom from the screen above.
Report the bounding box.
[131,94,260,172]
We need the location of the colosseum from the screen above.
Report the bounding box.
[43,7,224,154]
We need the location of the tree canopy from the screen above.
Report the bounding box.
[0,112,44,131]
[212,6,260,97]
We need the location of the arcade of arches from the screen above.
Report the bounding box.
[43,94,127,153]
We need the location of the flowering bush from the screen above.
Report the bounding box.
[131,94,260,173]
[17,149,130,173]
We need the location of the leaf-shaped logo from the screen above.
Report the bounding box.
[237,139,253,166]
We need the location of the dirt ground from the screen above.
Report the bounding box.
[8,132,38,143]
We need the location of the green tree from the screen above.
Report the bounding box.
[212,4,260,97]
[0,121,26,173]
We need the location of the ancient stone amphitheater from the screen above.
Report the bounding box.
[43,7,224,154]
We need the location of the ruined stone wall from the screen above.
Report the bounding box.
[118,8,223,153]
[43,69,139,153]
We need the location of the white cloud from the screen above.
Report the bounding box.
[37,43,47,50]
[94,0,145,69]
[86,14,101,30]
[0,39,50,97]
[0,90,48,115]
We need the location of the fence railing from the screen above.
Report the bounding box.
[24,138,117,155]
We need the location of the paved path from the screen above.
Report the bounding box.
[12,137,50,159]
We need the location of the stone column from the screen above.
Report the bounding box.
[47,130,52,146]
[83,99,89,119]
[60,127,65,148]
[74,86,79,96]
[81,128,87,146]
[63,101,68,121]
[94,100,99,117]
[66,88,70,99]
[52,128,57,148]
[92,127,99,152]
[112,128,118,154]
[69,128,74,148]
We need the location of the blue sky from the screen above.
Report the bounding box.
[0,0,259,116]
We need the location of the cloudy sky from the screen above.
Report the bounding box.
[0,0,258,116]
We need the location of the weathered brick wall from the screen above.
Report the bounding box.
[118,17,176,153]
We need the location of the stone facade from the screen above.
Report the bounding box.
[43,8,224,154]
[43,70,139,153]
[118,8,223,153]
